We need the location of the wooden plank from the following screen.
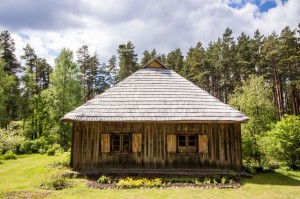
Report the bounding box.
[167,134,176,153]
[101,133,110,153]
[132,133,142,152]
[198,134,208,154]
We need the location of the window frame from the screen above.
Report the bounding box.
[177,134,197,153]
[111,133,132,153]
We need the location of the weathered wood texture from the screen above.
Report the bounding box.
[71,122,242,171]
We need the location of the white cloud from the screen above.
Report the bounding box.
[0,0,299,67]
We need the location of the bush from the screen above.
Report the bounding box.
[3,151,17,160]
[116,177,162,189]
[266,115,300,170]
[47,149,55,156]
[203,178,211,185]
[41,173,69,190]
[47,144,62,156]
[162,177,198,183]
[0,124,25,154]
[18,137,49,154]
[221,176,227,184]
[97,175,112,184]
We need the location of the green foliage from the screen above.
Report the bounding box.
[42,173,69,190]
[229,75,276,167]
[46,48,82,149]
[117,41,138,81]
[221,176,227,184]
[203,178,211,185]
[0,31,21,127]
[18,137,49,154]
[116,177,162,189]
[48,155,70,168]
[162,177,198,183]
[266,115,300,170]
[47,144,63,156]
[166,48,184,74]
[2,151,17,160]
[0,58,17,127]
[0,123,25,154]
[97,175,113,184]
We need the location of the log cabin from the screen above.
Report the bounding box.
[61,58,248,173]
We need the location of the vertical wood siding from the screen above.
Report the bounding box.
[71,122,243,171]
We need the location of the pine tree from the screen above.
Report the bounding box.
[250,29,264,76]
[107,55,118,85]
[117,41,138,81]
[261,32,283,118]
[77,45,90,102]
[236,32,252,81]
[0,30,21,127]
[206,40,222,98]
[0,58,15,127]
[277,26,300,115]
[183,42,208,90]
[166,48,184,74]
[220,28,236,103]
[141,50,152,66]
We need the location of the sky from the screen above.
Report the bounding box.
[0,0,299,66]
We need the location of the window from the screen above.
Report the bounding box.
[177,135,197,153]
[112,134,131,153]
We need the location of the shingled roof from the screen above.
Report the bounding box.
[61,58,248,123]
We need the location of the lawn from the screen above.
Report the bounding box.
[0,153,300,199]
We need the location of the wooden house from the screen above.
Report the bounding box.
[61,58,248,172]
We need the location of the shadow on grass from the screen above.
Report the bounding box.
[244,171,300,186]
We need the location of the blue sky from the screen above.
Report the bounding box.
[0,0,298,66]
[229,0,288,12]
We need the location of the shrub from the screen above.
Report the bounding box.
[47,149,55,156]
[97,175,112,184]
[213,179,218,185]
[3,151,17,160]
[0,124,25,154]
[266,115,300,170]
[18,137,49,154]
[47,144,62,156]
[203,178,211,185]
[162,177,198,183]
[116,177,162,189]
[41,173,70,190]
[221,176,227,184]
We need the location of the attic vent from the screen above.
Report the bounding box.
[147,60,163,68]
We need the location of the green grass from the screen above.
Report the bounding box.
[0,153,300,199]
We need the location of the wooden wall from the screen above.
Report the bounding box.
[71,122,242,171]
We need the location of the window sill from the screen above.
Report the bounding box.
[169,152,199,156]
[109,152,133,156]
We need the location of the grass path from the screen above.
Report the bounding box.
[0,153,300,199]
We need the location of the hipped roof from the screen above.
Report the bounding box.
[61,58,248,123]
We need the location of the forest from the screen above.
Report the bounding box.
[0,23,299,170]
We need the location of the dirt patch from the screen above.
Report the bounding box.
[4,190,51,199]
[86,180,241,189]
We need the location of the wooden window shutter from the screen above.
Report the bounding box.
[101,133,110,153]
[167,134,176,153]
[198,134,208,154]
[132,133,142,153]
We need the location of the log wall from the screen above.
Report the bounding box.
[71,122,242,171]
